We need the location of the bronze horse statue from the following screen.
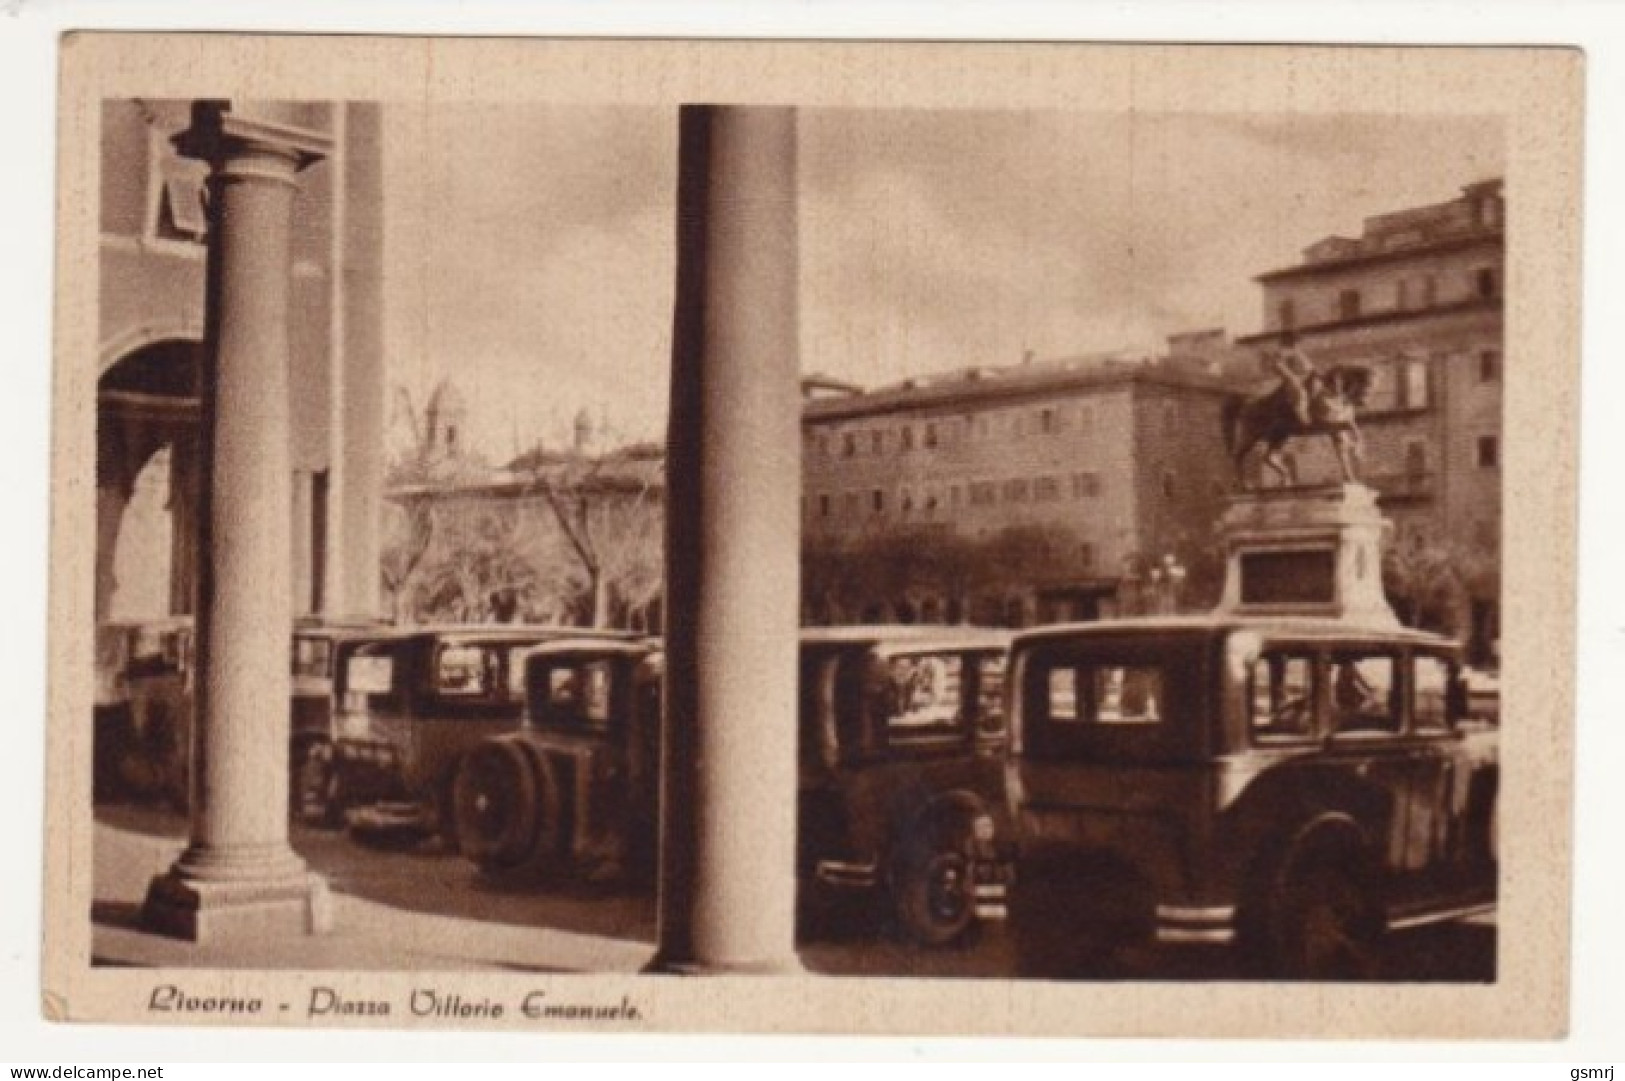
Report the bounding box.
[1223,364,1372,488]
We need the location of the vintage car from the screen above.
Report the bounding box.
[100,617,393,812]
[453,637,664,879]
[453,626,1016,946]
[106,617,195,808]
[1003,616,1499,979]
[797,627,1016,945]
[300,625,636,842]
[289,616,396,772]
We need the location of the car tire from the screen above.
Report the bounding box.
[891,823,978,948]
[455,738,563,873]
[1255,837,1384,980]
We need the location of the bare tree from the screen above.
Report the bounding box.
[509,432,664,629]
[380,380,487,622]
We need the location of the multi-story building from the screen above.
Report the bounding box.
[800,344,1240,626]
[1237,178,1504,659]
[97,100,386,631]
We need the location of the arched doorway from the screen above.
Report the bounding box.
[97,339,202,625]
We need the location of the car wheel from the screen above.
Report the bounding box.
[892,832,977,947]
[1262,844,1383,980]
[454,738,561,873]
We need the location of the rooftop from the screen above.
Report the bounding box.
[1014,614,1459,648]
[1256,178,1504,284]
[799,624,1014,653]
[801,351,1239,425]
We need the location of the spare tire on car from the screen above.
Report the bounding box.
[453,735,563,874]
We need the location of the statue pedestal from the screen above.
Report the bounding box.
[1214,483,1398,627]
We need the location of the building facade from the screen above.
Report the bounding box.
[1238,178,1504,659]
[800,348,1239,626]
[96,99,386,633]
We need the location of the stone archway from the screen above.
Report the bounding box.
[97,339,202,624]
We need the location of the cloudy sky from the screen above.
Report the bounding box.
[381,106,1502,458]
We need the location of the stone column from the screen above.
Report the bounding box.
[144,101,333,941]
[648,105,804,974]
[332,102,387,621]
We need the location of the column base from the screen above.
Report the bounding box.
[142,863,333,944]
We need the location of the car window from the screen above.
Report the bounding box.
[507,647,532,700]
[975,654,1007,736]
[436,646,494,696]
[292,635,333,680]
[1021,637,1205,763]
[880,653,966,741]
[799,653,841,770]
[341,643,404,713]
[1047,664,1164,725]
[1048,667,1078,721]
[535,660,615,729]
[1328,653,1400,736]
[1249,652,1317,742]
[1412,654,1455,733]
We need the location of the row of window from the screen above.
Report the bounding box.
[1039,650,1457,740]
[811,471,1107,520]
[1246,650,1456,741]
[811,403,1105,461]
[1277,265,1500,331]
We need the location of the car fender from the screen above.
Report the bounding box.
[1218,762,1391,895]
[889,788,992,871]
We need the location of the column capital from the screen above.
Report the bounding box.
[173,100,333,175]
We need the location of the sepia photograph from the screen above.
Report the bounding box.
[40,34,1583,1039]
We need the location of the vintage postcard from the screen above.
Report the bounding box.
[45,33,1582,1038]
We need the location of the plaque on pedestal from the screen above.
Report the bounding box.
[1213,482,1398,627]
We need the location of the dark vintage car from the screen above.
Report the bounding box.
[100,616,393,812]
[104,617,195,808]
[289,617,397,772]
[1004,616,1499,979]
[453,637,664,879]
[454,626,1015,946]
[300,625,638,842]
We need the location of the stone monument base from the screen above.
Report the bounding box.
[143,853,332,944]
[1214,482,1398,627]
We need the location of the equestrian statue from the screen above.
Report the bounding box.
[1223,333,1372,489]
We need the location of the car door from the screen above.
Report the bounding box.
[1323,646,1424,875]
